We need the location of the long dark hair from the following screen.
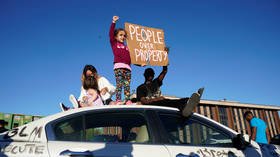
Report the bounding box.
[83,65,97,76]
[81,64,97,83]
[83,76,99,92]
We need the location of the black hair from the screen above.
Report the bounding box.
[114,28,127,37]
[144,68,155,79]
[83,65,97,77]
[0,120,7,125]
[243,111,253,118]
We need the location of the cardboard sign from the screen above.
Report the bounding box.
[125,22,168,66]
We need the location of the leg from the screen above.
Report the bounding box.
[149,98,188,110]
[182,92,200,117]
[123,69,131,102]
[146,93,200,117]
[114,69,123,101]
[69,94,80,108]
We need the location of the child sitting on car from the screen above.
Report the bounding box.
[80,76,104,107]
[79,76,104,107]
[60,76,104,111]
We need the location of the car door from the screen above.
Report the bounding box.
[157,112,245,157]
[46,109,170,157]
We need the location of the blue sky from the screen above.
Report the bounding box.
[0,0,279,116]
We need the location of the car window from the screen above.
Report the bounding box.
[159,113,233,147]
[53,116,84,141]
[52,111,150,143]
[85,112,150,143]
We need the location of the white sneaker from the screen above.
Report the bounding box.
[182,93,200,117]
[69,94,79,108]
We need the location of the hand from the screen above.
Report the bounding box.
[141,63,146,67]
[112,16,119,23]
[100,87,108,95]
[164,46,170,53]
[163,66,168,71]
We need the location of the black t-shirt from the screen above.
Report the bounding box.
[136,78,163,101]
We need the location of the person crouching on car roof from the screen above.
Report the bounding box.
[136,60,204,117]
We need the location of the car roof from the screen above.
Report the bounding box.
[47,105,179,122]
[0,105,179,142]
[18,105,180,130]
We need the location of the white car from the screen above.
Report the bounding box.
[0,105,279,157]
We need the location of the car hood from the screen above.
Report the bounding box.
[261,144,280,156]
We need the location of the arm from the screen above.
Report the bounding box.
[109,16,119,44]
[157,46,169,82]
[101,77,116,95]
[136,85,164,104]
[78,86,87,102]
[140,96,164,105]
[80,89,98,107]
[80,96,89,107]
[266,127,270,143]
[99,77,116,95]
[251,127,257,141]
[157,66,168,82]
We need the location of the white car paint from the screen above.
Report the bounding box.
[0,105,279,157]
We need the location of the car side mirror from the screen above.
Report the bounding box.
[232,134,250,150]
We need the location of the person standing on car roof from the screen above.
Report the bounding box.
[109,15,132,105]
[244,111,270,144]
